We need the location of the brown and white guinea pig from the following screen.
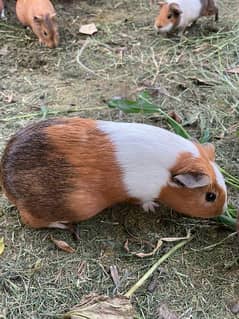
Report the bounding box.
[154,0,218,35]
[0,117,227,231]
[16,0,59,48]
[0,0,5,19]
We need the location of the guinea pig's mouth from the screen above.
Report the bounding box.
[154,23,173,34]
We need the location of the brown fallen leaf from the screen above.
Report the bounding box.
[51,236,75,253]
[156,304,179,319]
[226,66,239,74]
[109,265,120,289]
[64,294,135,319]
[189,77,214,86]
[79,23,98,35]
[77,261,86,278]
[168,111,182,124]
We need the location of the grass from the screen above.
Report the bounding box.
[0,0,239,318]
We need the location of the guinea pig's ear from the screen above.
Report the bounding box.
[158,1,165,7]
[171,173,210,188]
[50,12,57,19]
[33,16,43,24]
[170,3,182,16]
[202,143,215,161]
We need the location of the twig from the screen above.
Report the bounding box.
[124,237,193,298]
[192,232,237,251]
[76,38,97,75]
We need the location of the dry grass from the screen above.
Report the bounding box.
[0,0,239,318]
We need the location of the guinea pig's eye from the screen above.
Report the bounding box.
[205,192,217,202]
[167,14,172,19]
[43,31,48,36]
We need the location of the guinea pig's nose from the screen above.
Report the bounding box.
[154,23,161,33]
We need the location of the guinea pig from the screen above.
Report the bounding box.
[154,0,218,35]
[16,0,59,48]
[0,0,5,19]
[0,117,227,231]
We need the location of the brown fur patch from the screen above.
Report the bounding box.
[46,118,127,222]
[200,0,218,20]
[1,119,75,227]
[155,3,181,30]
[1,118,127,228]
[159,149,226,218]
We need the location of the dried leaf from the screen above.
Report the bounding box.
[124,239,130,253]
[156,304,179,319]
[147,273,159,293]
[51,236,75,253]
[168,111,182,124]
[110,265,120,289]
[79,23,98,35]
[226,66,239,74]
[189,77,214,86]
[77,261,86,278]
[0,237,5,255]
[64,294,135,319]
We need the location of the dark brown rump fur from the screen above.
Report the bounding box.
[1,118,76,222]
[200,0,218,21]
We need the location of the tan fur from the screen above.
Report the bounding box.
[159,145,225,218]
[16,0,59,48]
[46,119,127,223]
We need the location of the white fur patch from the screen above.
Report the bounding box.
[0,8,5,19]
[155,22,174,33]
[97,121,199,203]
[48,222,69,229]
[142,201,159,212]
[167,0,201,29]
[211,162,227,212]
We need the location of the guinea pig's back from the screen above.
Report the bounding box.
[1,118,126,223]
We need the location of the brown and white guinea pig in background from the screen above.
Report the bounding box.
[0,117,227,232]
[16,0,59,48]
[154,0,218,35]
[0,0,5,19]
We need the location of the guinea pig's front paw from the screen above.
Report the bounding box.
[0,9,6,19]
[142,201,159,212]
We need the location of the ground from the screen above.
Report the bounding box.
[0,0,239,318]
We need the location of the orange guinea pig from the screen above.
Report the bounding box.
[16,0,59,48]
[0,0,5,19]
[0,117,227,233]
